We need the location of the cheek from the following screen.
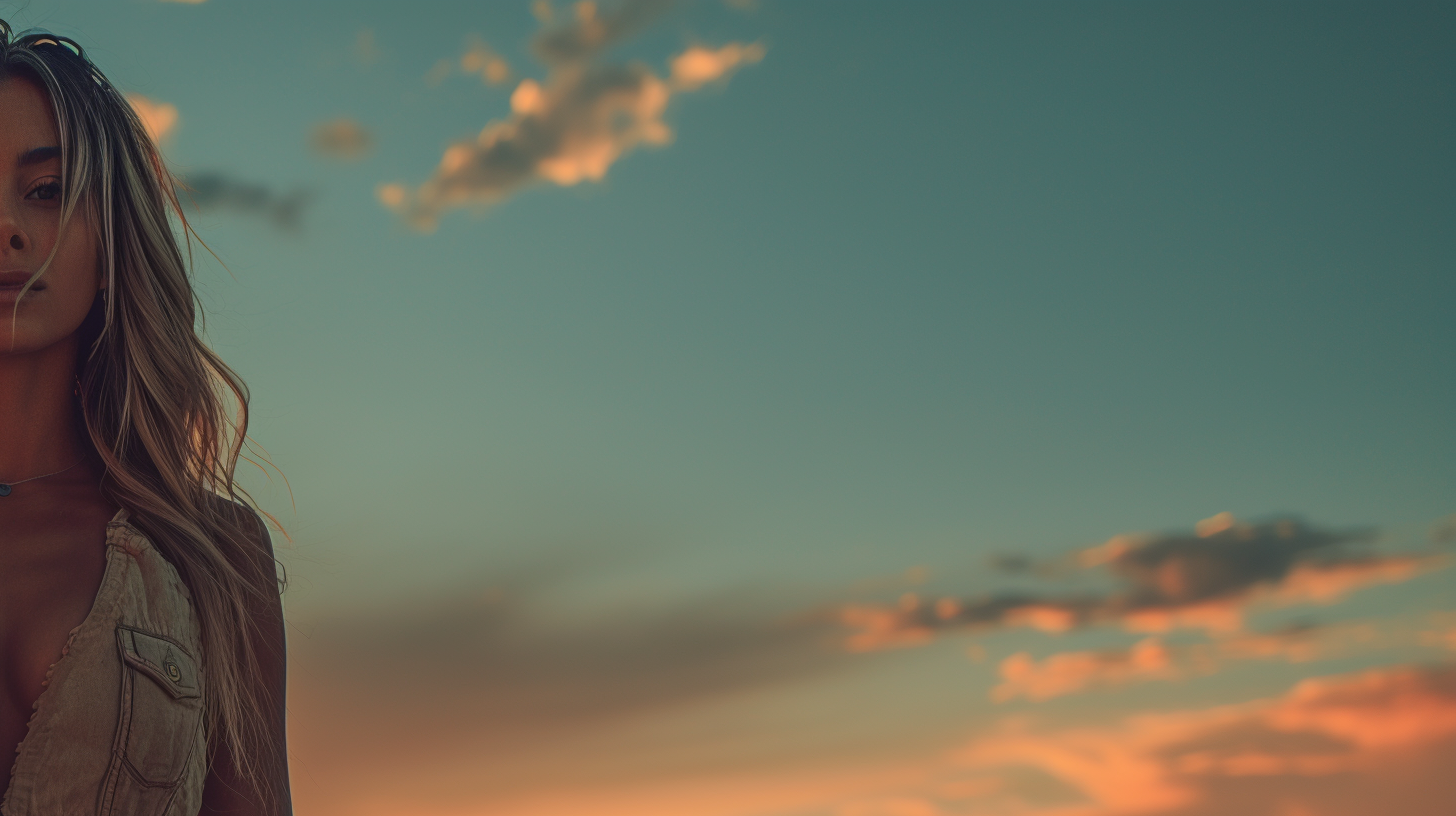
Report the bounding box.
[0,206,105,354]
[51,213,103,293]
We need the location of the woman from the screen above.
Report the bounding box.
[0,21,290,816]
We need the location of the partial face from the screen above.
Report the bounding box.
[0,75,102,354]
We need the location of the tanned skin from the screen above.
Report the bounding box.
[0,76,290,814]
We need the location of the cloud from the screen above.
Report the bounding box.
[842,515,1443,651]
[286,554,850,811]
[378,0,765,230]
[668,42,765,91]
[1430,513,1456,545]
[355,28,380,65]
[1421,619,1456,652]
[426,36,514,87]
[530,0,675,65]
[956,663,1456,816]
[280,523,1453,816]
[177,172,311,230]
[310,118,373,161]
[352,662,1456,816]
[991,623,1372,702]
[993,637,1185,703]
[461,34,513,85]
[125,93,178,143]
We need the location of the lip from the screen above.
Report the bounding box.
[0,271,45,291]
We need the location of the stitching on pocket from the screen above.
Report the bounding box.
[111,624,205,790]
[97,648,136,816]
[116,626,201,700]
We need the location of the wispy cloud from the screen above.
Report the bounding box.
[125,93,178,143]
[310,118,373,161]
[668,42,765,91]
[287,553,849,810]
[841,515,1443,651]
[757,663,1456,816]
[461,34,513,85]
[281,511,1453,815]
[426,35,514,87]
[354,29,380,65]
[957,663,1456,815]
[992,623,1373,702]
[288,657,1456,816]
[378,0,765,230]
[1431,513,1456,545]
[993,636,1186,703]
[177,172,310,230]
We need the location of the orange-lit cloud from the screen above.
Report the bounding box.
[289,658,1456,816]
[125,93,178,143]
[842,516,1444,650]
[993,637,1183,702]
[309,118,373,161]
[1425,626,1456,652]
[991,624,1372,702]
[669,42,765,91]
[430,35,516,87]
[959,663,1456,816]
[378,0,765,230]
[461,34,513,85]
[280,509,1453,816]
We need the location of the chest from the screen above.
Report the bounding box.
[0,516,211,816]
[0,509,110,779]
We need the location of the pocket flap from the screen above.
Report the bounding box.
[117,626,202,700]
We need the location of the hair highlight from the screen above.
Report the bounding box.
[1,20,289,811]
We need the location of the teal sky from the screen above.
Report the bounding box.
[4,2,1454,814]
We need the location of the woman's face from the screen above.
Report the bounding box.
[0,75,102,355]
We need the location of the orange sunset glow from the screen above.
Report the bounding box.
[12,0,1450,813]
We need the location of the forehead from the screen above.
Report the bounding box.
[0,77,60,160]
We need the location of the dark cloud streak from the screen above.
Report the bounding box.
[177,172,311,230]
[289,555,850,782]
[844,517,1438,650]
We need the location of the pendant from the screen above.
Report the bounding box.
[0,485,10,497]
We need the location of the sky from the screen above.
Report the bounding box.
[3,1,1454,814]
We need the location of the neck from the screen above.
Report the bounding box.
[0,334,89,483]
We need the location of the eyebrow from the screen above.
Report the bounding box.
[18,146,61,167]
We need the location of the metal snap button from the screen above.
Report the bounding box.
[166,662,181,682]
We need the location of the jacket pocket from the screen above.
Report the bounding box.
[113,625,204,788]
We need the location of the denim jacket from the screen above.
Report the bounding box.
[1,509,208,816]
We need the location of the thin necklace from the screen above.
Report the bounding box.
[0,461,82,497]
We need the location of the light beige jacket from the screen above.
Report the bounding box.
[1,509,208,816]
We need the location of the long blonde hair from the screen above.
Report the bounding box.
[1,21,287,809]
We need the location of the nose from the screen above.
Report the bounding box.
[0,203,27,253]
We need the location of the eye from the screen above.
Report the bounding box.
[25,180,63,202]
